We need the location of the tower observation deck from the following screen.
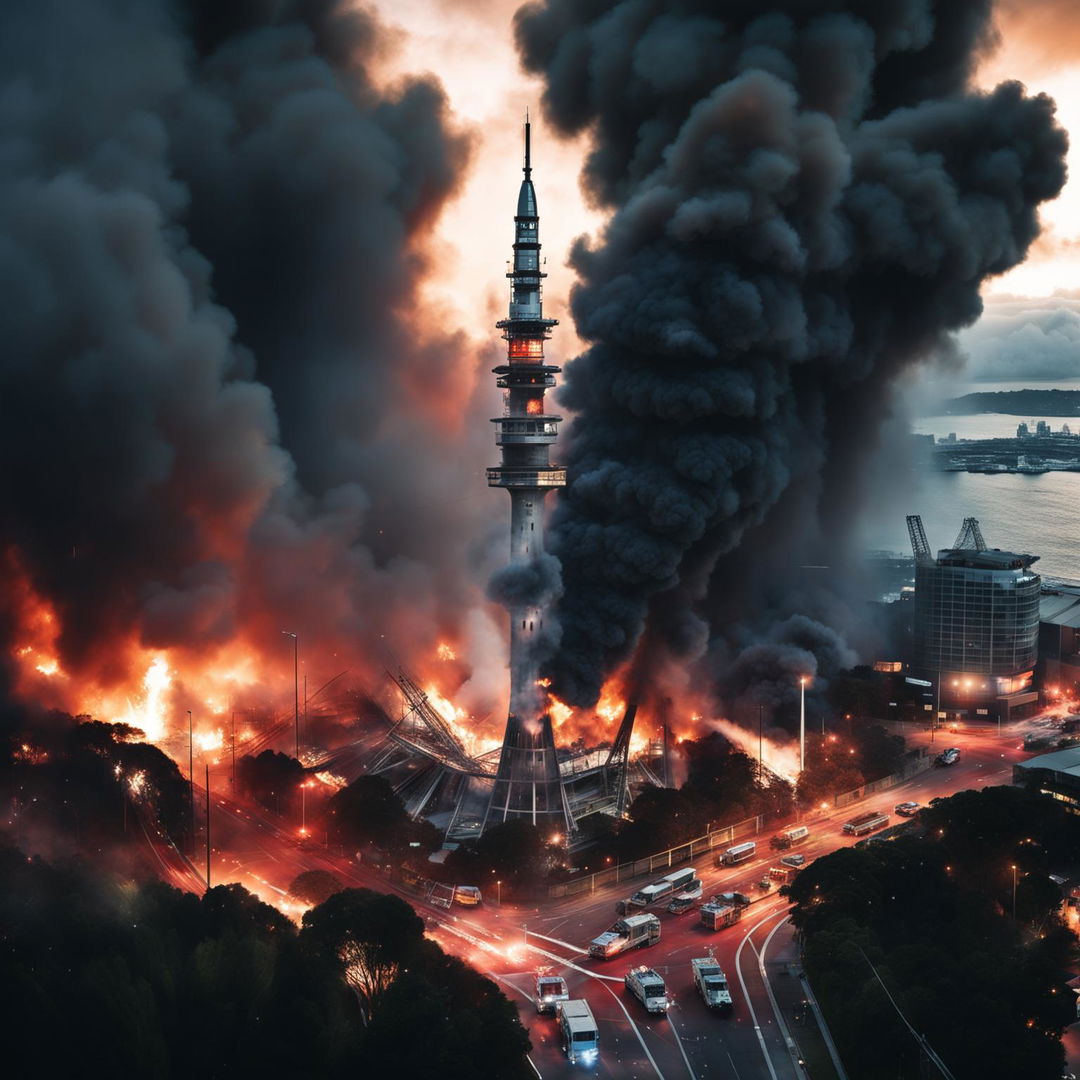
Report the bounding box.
[483,119,571,836]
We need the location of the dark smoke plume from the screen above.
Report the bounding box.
[0,0,485,697]
[516,0,1068,706]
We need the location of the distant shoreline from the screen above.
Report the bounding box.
[937,389,1080,416]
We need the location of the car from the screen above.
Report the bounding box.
[780,853,806,868]
[894,801,921,817]
[936,747,960,766]
[667,895,696,915]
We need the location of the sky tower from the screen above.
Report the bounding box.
[482,119,571,836]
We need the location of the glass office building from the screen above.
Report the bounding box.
[914,548,1041,710]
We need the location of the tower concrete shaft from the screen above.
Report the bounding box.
[483,119,570,836]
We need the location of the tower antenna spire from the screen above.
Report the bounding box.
[524,112,531,179]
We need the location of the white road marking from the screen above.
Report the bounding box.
[599,979,666,1078]
[667,1008,698,1079]
[735,912,782,1080]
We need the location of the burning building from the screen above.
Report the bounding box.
[481,119,571,835]
[362,122,650,846]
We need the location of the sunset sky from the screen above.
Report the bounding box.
[372,0,1080,387]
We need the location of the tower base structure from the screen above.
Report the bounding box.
[482,711,571,834]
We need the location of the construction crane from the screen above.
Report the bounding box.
[906,514,932,565]
[952,517,987,551]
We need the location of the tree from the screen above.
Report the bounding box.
[615,786,707,860]
[851,723,906,781]
[443,820,561,893]
[237,749,304,814]
[301,888,424,1025]
[326,774,440,855]
[290,869,345,906]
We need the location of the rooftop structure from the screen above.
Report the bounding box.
[908,515,1041,719]
[1014,745,1080,814]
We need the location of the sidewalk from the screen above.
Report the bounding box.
[764,926,844,1080]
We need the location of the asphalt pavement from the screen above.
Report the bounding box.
[151,716,1079,1078]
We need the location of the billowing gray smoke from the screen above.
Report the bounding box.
[0,0,486,693]
[516,0,1068,707]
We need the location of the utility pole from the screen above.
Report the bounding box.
[205,763,211,891]
[799,676,808,774]
[230,710,236,786]
[758,704,764,784]
[282,631,299,760]
[188,709,195,857]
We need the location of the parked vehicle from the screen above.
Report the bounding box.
[842,810,890,836]
[769,825,810,850]
[768,865,797,884]
[894,801,921,817]
[589,913,661,959]
[780,853,806,868]
[717,841,757,867]
[692,957,733,1012]
[535,972,569,1015]
[714,891,751,908]
[557,1000,599,1066]
[700,900,744,931]
[624,966,670,1014]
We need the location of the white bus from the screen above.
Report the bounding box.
[717,841,757,867]
[630,866,697,905]
[842,811,889,836]
[659,867,696,892]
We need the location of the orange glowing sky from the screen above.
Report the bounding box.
[370,0,1080,341]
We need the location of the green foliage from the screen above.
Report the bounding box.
[326,774,440,855]
[0,846,531,1078]
[289,868,345,906]
[443,819,561,892]
[788,788,1077,1079]
[236,749,304,814]
[4,716,191,855]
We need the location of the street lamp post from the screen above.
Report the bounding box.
[205,763,211,891]
[188,709,195,857]
[799,677,808,774]
[1011,864,1018,920]
[497,879,502,906]
[758,703,764,784]
[282,631,299,760]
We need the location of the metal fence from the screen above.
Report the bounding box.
[831,748,932,809]
[547,747,933,900]
[547,814,765,899]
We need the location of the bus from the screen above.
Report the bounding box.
[630,866,696,906]
[842,810,889,836]
[717,841,757,867]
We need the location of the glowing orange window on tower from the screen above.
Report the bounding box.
[509,338,544,361]
[526,399,543,415]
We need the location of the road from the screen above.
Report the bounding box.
[155,719,1036,1078]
